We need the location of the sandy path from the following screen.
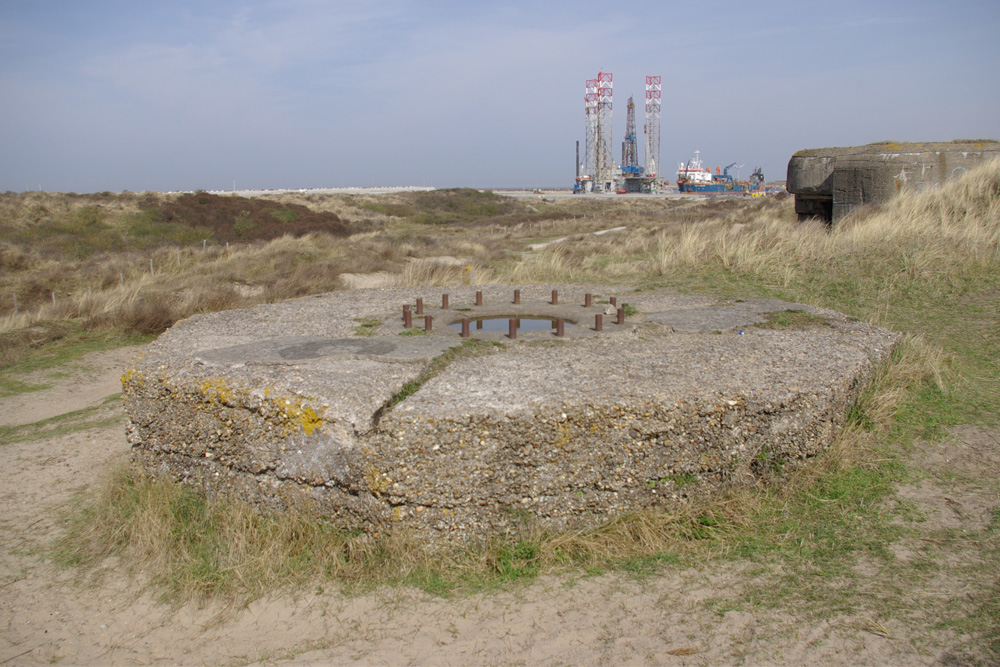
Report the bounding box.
[0,349,993,665]
[0,348,135,427]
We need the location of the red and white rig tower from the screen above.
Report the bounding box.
[578,72,660,193]
[644,75,661,178]
[583,71,614,191]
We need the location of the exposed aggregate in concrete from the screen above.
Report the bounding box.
[123,285,900,546]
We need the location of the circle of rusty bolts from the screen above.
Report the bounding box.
[398,290,634,338]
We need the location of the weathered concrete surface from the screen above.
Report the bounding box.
[123,286,899,547]
[787,141,1000,222]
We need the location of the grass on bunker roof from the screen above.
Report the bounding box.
[15,165,1000,658]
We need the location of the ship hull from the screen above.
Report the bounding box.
[677,181,735,193]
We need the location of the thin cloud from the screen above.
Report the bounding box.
[0,1,997,191]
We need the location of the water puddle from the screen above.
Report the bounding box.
[447,317,572,333]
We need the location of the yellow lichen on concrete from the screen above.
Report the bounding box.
[199,377,236,405]
[184,377,326,436]
[553,422,573,448]
[274,396,324,436]
[364,464,391,496]
[121,368,142,389]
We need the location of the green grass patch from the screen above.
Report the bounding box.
[755,309,831,329]
[618,551,681,578]
[270,208,299,224]
[0,394,122,446]
[491,540,541,583]
[352,318,381,337]
[358,201,419,218]
[0,377,48,397]
[0,324,150,393]
[380,339,501,413]
[53,466,373,599]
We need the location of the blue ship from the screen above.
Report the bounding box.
[676,152,766,194]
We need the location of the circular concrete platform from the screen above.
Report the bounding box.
[123,285,899,547]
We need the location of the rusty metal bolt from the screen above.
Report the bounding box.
[556,318,565,337]
[404,307,412,328]
[584,293,592,307]
[442,293,449,309]
[610,296,617,306]
[416,298,424,315]
[475,291,483,306]
[513,289,520,305]
[424,315,433,332]
[595,314,603,332]
[617,307,625,325]
[551,289,558,305]
[461,318,470,338]
[508,318,517,339]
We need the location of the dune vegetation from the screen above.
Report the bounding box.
[0,187,760,368]
[2,161,999,660]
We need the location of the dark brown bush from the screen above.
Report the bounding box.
[87,296,177,335]
[0,244,34,272]
[155,193,352,243]
[186,286,242,314]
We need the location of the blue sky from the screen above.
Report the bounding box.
[1,0,998,192]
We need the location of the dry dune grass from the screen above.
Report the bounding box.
[697,163,996,273]
[513,160,1000,318]
[60,463,439,599]
[3,162,998,369]
[0,202,596,341]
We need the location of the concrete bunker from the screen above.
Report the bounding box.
[786,140,1000,223]
[123,286,900,547]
